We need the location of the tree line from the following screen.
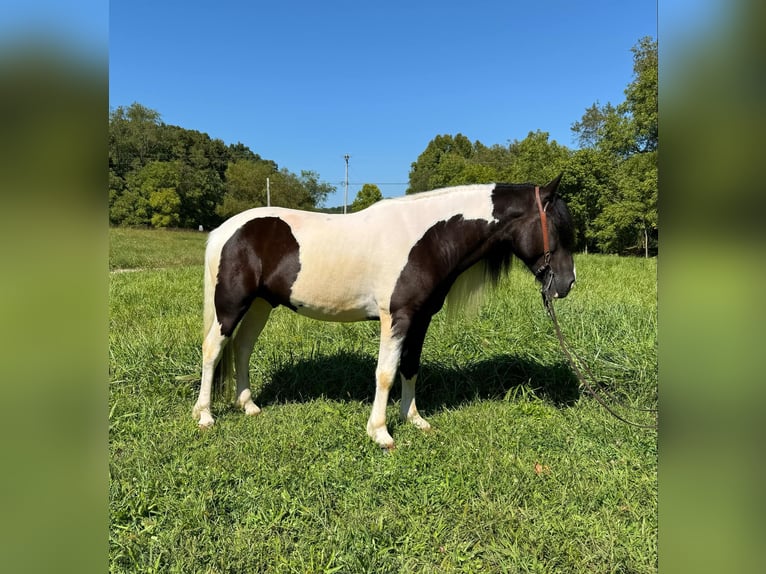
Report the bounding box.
[109,104,335,230]
[110,37,656,255]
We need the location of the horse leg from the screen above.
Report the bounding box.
[367,311,404,449]
[233,298,271,416]
[399,313,433,431]
[193,326,228,428]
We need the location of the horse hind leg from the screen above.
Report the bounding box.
[232,298,272,416]
[193,326,228,428]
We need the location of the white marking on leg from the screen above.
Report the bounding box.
[367,312,402,448]
[194,325,226,428]
[233,299,271,417]
[400,374,431,430]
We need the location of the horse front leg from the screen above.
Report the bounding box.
[367,312,404,449]
[400,374,431,431]
[399,313,433,431]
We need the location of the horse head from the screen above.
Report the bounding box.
[495,174,576,301]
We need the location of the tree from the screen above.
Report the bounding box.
[109,102,333,227]
[298,170,335,208]
[593,151,657,256]
[407,133,478,193]
[559,148,618,253]
[570,37,657,255]
[624,36,658,154]
[149,187,181,227]
[109,103,162,176]
[408,131,569,196]
[571,102,623,151]
[119,161,182,227]
[500,130,571,183]
[217,160,273,218]
[350,184,383,212]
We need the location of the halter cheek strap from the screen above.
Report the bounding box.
[534,186,551,268]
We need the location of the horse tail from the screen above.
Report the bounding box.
[203,232,235,403]
[213,344,234,403]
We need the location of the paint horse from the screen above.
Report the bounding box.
[193,174,576,448]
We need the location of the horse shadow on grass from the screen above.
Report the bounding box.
[252,350,580,415]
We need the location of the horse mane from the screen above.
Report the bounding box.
[376,183,496,206]
[547,195,576,249]
[446,261,493,320]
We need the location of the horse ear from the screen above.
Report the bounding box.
[541,172,563,201]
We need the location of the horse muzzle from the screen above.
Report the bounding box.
[537,267,575,301]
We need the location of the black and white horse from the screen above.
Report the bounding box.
[193,175,576,448]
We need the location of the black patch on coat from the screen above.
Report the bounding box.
[390,215,494,323]
[214,217,300,336]
[491,182,531,221]
[389,213,516,379]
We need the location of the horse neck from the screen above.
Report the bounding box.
[388,184,497,224]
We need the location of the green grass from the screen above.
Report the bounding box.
[109,227,207,270]
[109,227,657,573]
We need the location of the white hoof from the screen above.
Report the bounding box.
[198,418,214,429]
[193,404,215,428]
[243,402,261,416]
[409,415,432,431]
[368,426,395,450]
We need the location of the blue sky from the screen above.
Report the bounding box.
[109,1,657,207]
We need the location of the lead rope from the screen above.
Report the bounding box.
[534,187,657,430]
[543,297,658,429]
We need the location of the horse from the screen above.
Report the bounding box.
[193,174,576,448]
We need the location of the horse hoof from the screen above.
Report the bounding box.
[197,416,215,429]
[409,416,432,431]
[243,403,261,416]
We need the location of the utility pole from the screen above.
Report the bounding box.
[266,177,270,207]
[344,154,350,214]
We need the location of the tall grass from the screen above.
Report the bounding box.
[109,228,657,573]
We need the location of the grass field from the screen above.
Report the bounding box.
[109,227,657,573]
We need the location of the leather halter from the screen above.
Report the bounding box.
[534,186,551,275]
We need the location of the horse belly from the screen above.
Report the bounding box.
[288,254,385,321]
[289,271,379,321]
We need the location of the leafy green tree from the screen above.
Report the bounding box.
[109,103,162,176]
[571,102,623,151]
[176,163,224,229]
[560,148,618,253]
[407,133,477,193]
[594,151,657,255]
[500,130,571,183]
[350,183,383,211]
[571,37,657,255]
[149,187,181,227]
[109,188,150,226]
[217,159,273,218]
[624,36,658,154]
[408,131,568,195]
[121,161,181,227]
[298,170,335,208]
